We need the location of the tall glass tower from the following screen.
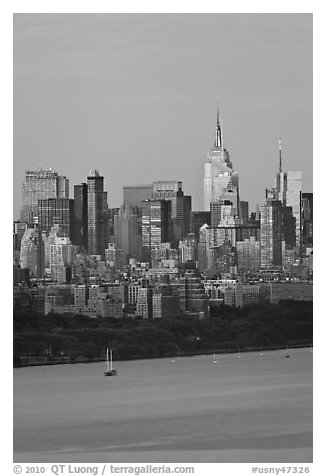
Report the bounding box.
[74,183,88,250]
[141,200,172,263]
[203,104,239,214]
[260,199,283,269]
[152,181,192,241]
[87,169,108,257]
[275,139,303,247]
[114,205,142,264]
[286,171,302,247]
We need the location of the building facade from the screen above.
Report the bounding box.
[19,226,45,278]
[21,168,69,225]
[260,199,283,269]
[203,105,239,214]
[74,183,88,250]
[87,169,108,257]
[123,185,153,210]
[38,198,74,240]
[152,181,192,242]
[141,200,172,263]
[301,192,313,247]
[236,237,261,273]
[114,205,142,264]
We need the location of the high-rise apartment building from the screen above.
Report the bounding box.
[49,235,75,284]
[136,286,153,319]
[152,284,180,319]
[21,168,69,225]
[178,271,209,317]
[87,169,108,257]
[105,243,122,269]
[197,223,210,273]
[236,237,261,273]
[74,183,88,250]
[203,105,240,214]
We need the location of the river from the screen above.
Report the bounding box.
[13,347,313,463]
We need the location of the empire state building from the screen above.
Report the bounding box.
[203,105,240,214]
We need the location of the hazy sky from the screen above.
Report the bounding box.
[13,13,312,218]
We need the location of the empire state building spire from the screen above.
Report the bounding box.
[215,100,222,148]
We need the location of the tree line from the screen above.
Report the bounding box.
[13,300,313,367]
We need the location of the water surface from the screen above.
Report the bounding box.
[13,348,313,463]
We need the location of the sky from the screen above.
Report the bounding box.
[13,13,312,218]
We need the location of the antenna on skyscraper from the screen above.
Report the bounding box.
[278,136,282,173]
[215,99,220,147]
[220,118,224,159]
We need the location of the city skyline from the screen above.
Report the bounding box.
[13,13,312,219]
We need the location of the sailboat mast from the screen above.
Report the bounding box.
[110,350,113,371]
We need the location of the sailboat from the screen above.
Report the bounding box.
[213,353,217,363]
[104,348,117,376]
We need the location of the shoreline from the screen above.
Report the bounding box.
[14,342,312,369]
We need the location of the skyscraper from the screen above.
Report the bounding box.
[275,137,287,204]
[236,237,261,273]
[38,198,74,240]
[301,192,313,247]
[141,200,172,263]
[123,185,153,210]
[190,211,211,240]
[260,198,283,269]
[74,183,88,250]
[240,201,249,222]
[274,139,303,247]
[114,205,142,264]
[152,181,192,242]
[87,169,108,257]
[178,234,197,264]
[203,104,240,214]
[20,226,45,278]
[13,221,27,253]
[49,234,75,284]
[286,171,302,247]
[178,271,209,317]
[21,168,69,225]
